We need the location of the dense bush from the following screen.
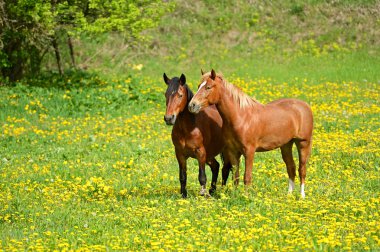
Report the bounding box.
[0,0,174,81]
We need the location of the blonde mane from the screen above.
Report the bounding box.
[201,72,258,108]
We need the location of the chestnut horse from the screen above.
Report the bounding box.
[189,70,313,198]
[163,73,230,198]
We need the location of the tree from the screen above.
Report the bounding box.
[0,0,174,82]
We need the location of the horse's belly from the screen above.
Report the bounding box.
[256,143,278,152]
[255,147,271,152]
[256,136,293,152]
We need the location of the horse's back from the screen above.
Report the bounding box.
[267,98,312,117]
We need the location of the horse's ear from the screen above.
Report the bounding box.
[210,69,216,80]
[179,74,186,86]
[163,73,170,85]
[201,69,205,75]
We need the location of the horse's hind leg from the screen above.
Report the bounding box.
[295,140,312,198]
[280,141,296,194]
[207,158,220,195]
[221,162,232,186]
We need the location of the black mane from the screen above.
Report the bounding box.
[167,77,193,104]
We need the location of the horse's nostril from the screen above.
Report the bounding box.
[189,102,198,113]
[164,115,175,125]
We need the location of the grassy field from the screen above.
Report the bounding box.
[0,70,379,250]
[1,0,380,251]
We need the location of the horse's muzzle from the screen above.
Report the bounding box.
[188,102,201,114]
[164,114,176,125]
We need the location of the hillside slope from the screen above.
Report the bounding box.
[59,0,380,82]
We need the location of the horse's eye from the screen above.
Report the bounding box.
[206,86,211,90]
[178,94,183,98]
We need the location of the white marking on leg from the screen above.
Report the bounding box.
[288,179,295,193]
[200,185,206,196]
[198,81,206,91]
[301,184,305,198]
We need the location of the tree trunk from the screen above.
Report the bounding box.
[29,45,43,75]
[52,36,63,75]
[67,34,76,68]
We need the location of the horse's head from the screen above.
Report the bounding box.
[163,73,188,125]
[189,69,221,114]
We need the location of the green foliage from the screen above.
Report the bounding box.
[81,0,171,40]
[1,70,159,118]
[0,0,174,81]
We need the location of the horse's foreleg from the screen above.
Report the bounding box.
[223,152,240,186]
[243,151,255,186]
[221,162,232,186]
[296,140,312,199]
[232,156,241,186]
[196,147,208,196]
[176,152,187,198]
[207,158,220,195]
[232,164,240,186]
[280,141,296,194]
[198,162,207,196]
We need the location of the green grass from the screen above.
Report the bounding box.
[1,0,380,250]
[41,0,380,84]
[138,49,380,85]
[0,70,379,250]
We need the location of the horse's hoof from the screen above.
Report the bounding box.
[200,188,211,197]
[181,191,187,198]
[199,188,206,196]
[209,188,216,195]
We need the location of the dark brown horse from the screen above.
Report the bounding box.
[189,70,313,198]
[163,73,230,198]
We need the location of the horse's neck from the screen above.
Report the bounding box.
[216,85,260,126]
[216,96,239,126]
